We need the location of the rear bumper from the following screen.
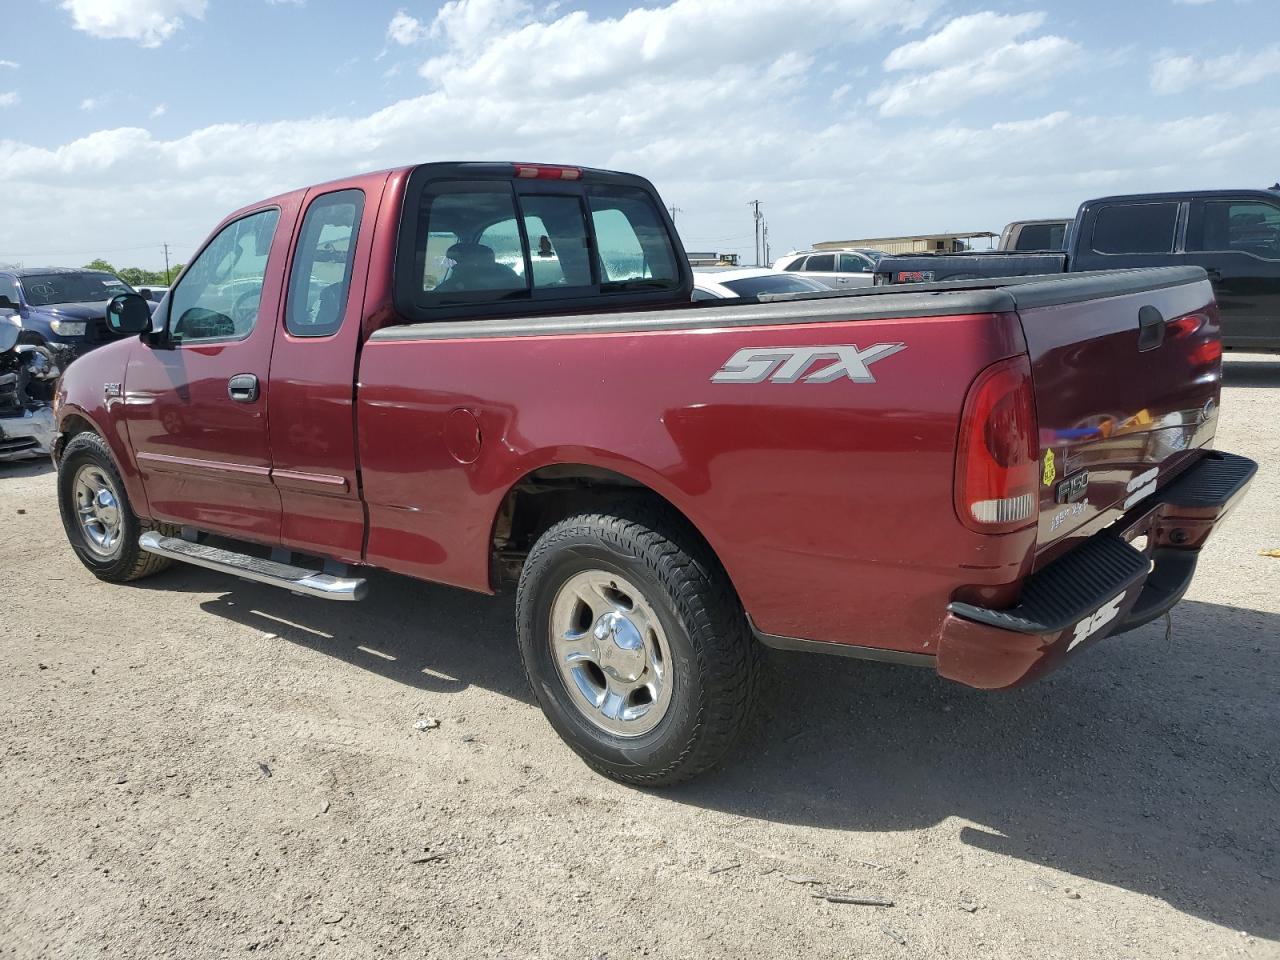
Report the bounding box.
[938,450,1257,689]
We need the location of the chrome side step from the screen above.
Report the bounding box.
[138,532,368,601]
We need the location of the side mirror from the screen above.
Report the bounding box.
[105,292,152,335]
[0,294,18,311]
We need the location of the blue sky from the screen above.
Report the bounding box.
[2,0,1278,269]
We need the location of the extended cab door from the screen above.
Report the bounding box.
[124,201,298,541]
[265,178,383,561]
[1184,195,1280,350]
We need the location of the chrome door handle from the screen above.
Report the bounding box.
[228,373,259,402]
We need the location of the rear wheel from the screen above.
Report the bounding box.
[515,504,760,786]
[57,432,173,582]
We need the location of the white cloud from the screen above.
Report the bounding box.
[419,0,938,95]
[80,98,102,111]
[883,11,1046,71]
[870,11,1079,117]
[386,10,429,46]
[60,0,207,48]
[1151,44,1280,94]
[0,92,17,108]
[4,0,1278,270]
[0,60,18,70]
[151,103,168,118]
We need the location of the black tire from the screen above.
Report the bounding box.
[515,502,760,786]
[57,432,174,582]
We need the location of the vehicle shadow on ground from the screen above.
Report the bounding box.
[676,598,1280,939]
[0,457,54,478]
[1223,357,1280,388]
[147,564,1279,937]
[140,565,532,703]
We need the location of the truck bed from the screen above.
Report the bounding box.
[362,266,1217,653]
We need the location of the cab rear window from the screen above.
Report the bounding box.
[395,168,685,322]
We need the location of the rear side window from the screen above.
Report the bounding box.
[286,189,364,338]
[397,172,686,320]
[1091,203,1178,255]
[805,254,835,272]
[782,257,807,271]
[1188,200,1280,260]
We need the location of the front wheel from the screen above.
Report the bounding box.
[57,432,173,582]
[515,504,760,786]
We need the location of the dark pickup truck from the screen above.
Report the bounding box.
[875,190,1280,351]
[51,162,1255,785]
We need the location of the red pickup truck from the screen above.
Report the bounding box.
[52,162,1255,785]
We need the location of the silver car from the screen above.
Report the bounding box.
[772,249,881,288]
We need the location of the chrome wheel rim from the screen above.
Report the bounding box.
[549,570,673,738]
[73,465,123,558]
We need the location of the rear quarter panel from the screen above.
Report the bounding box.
[357,311,1033,653]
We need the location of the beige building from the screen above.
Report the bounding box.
[813,231,997,255]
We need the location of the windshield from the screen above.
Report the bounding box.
[721,274,829,297]
[20,272,134,307]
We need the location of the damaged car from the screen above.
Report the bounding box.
[0,308,59,461]
[0,267,140,364]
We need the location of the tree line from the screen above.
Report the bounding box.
[83,257,185,288]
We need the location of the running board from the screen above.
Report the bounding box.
[138,532,368,601]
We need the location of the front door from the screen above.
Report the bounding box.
[124,203,296,542]
[1185,196,1280,349]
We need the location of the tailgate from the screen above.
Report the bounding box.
[1015,268,1222,557]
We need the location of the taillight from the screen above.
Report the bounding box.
[955,355,1039,534]
[513,164,582,181]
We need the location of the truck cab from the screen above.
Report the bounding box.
[876,189,1280,351]
[1070,191,1280,351]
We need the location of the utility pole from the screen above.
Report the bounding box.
[162,242,172,284]
[747,200,763,266]
[763,221,771,266]
[667,204,682,225]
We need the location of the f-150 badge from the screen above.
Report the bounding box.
[711,343,906,385]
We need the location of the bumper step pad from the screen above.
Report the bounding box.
[948,535,1148,635]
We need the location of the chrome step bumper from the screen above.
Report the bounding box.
[139,532,368,601]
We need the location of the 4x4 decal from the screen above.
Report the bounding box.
[710,343,906,385]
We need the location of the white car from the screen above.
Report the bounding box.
[691,268,831,300]
[772,248,881,288]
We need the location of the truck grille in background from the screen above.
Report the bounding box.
[85,316,113,344]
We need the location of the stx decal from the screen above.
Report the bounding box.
[710,343,906,385]
[1067,590,1127,652]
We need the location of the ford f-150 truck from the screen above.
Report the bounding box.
[874,190,1280,351]
[51,162,1256,785]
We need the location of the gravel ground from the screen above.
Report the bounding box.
[1,354,1278,960]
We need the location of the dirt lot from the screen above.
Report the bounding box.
[1,355,1278,960]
